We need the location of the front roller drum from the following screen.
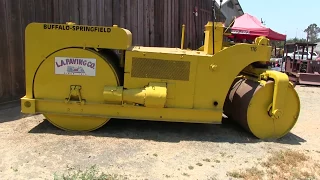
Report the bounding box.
[223,77,300,139]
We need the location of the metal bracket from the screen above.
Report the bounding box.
[65,85,85,105]
[260,70,289,119]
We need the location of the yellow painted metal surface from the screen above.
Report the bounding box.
[21,98,222,123]
[260,70,290,119]
[20,21,301,139]
[24,22,131,99]
[44,114,109,132]
[204,22,214,55]
[223,76,300,139]
[31,47,120,131]
[103,82,167,108]
[123,48,197,109]
[181,24,185,49]
[247,80,300,139]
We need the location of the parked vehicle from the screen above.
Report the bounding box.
[283,42,320,85]
[285,50,318,60]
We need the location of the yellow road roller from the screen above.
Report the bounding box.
[20,21,300,139]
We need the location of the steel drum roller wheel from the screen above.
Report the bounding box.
[34,48,121,131]
[224,77,300,139]
[43,114,109,131]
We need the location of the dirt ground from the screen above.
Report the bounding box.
[0,85,320,180]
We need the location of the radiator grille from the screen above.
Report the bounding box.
[131,58,190,81]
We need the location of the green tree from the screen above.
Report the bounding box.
[271,40,285,48]
[304,23,320,43]
[286,37,307,43]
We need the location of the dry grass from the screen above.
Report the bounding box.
[261,149,308,169]
[227,167,264,180]
[227,149,320,180]
[53,165,128,180]
[262,149,319,180]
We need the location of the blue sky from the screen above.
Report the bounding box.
[239,0,320,39]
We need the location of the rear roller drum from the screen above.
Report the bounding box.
[33,48,121,131]
[223,77,300,139]
[43,114,110,131]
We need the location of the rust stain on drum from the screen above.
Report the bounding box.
[223,78,264,132]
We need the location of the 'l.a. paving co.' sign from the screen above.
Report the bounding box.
[55,57,96,76]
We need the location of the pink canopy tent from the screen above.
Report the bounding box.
[230,13,286,41]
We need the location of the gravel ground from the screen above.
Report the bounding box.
[0,85,319,180]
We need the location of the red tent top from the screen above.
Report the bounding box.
[230,13,286,41]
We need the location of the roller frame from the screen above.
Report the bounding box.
[260,70,289,119]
